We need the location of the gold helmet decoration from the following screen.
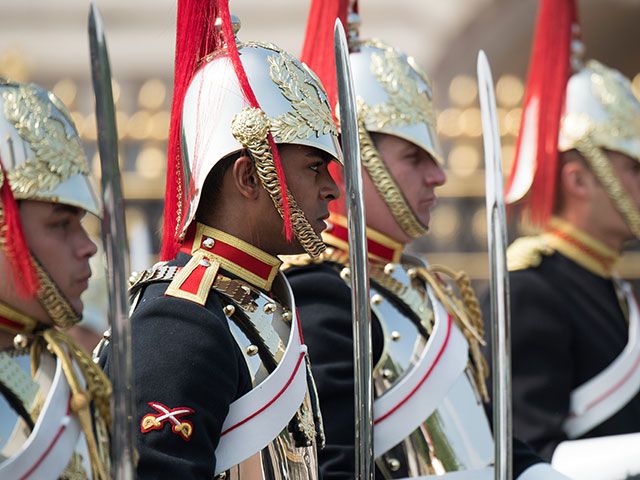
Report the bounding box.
[0,78,99,215]
[0,77,100,327]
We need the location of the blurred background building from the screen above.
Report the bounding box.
[2,0,639,332]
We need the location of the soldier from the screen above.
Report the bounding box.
[482,0,640,477]
[99,1,342,478]
[0,78,111,479]
[284,3,566,479]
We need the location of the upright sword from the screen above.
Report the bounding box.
[477,50,513,480]
[334,19,375,480]
[89,3,135,478]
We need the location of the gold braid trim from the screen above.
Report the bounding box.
[359,122,428,239]
[575,139,640,238]
[32,329,111,480]
[231,107,326,259]
[34,257,81,328]
[413,264,489,402]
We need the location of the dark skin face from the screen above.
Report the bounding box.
[203,144,340,256]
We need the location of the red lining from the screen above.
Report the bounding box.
[374,314,452,425]
[220,352,306,436]
[20,393,72,480]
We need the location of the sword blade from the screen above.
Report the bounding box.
[477,50,513,480]
[334,19,374,480]
[89,2,135,478]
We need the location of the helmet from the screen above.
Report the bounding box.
[346,17,443,239]
[300,5,442,240]
[558,60,640,237]
[0,78,99,215]
[180,40,342,257]
[0,77,99,327]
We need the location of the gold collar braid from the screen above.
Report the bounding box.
[358,122,429,239]
[0,302,111,479]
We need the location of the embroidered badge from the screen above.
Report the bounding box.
[140,402,195,441]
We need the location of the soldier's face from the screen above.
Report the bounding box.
[363,134,446,244]
[271,144,340,253]
[20,200,98,315]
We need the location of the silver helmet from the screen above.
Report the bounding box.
[180,37,342,258]
[347,19,443,239]
[0,78,99,215]
[559,60,640,237]
[0,77,100,327]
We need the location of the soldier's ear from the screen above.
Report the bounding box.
[560,159,594,201]
[232,155,260,199]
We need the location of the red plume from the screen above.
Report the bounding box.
[507,0,577,226]
[0,156,39,298]
[161,0,220,260]
[300,0,352,218]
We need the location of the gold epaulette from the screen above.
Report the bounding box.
[280,247,349,271]
[506,235,555,272]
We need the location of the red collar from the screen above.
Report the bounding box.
[322,214,404,264]
[181,223,282,291]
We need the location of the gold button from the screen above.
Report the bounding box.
[391,330,401,341]
[371,294,383,306]
[381,368,394,380]
[263,303,277,314]
[223,305,236,317]
[384,263,396,275]
[246,345,259,356]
